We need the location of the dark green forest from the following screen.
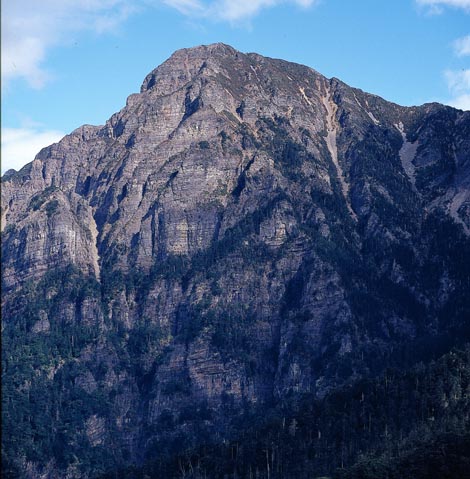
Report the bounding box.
[95,347,470,478]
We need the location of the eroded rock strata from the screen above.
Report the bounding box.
[2,43,470,478]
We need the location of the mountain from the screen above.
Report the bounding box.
[2,43,470,478]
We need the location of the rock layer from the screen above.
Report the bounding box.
[2,43,470,478]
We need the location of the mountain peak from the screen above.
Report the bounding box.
[2,43,470,479]
[140,43,243,93]
[176,42,239,56]
[165,42,242,66]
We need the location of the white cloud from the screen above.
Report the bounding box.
[1,127,65,174]
[445,69,470,110]
[163,0,318,22]
[2,0,318,90]
[445,69,470,92]
[453,35,470,56]
[416,0,470,13]
[162,0,205,15]
[1,0,139,89]
[415,4,470,109]
[447,94,470,110]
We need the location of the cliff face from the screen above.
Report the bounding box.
[2,43,470,478]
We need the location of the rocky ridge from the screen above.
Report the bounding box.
[2,43,470,478]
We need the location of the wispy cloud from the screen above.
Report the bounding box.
[416,0,470,14]
[163,0,318,21]
[1,127,65,174]
[445,33,470,110]
[415,2,470,109]
[1,0,139,90]
[446,93,470,110]
[2,0,318,91]
[453,35,470,56]
[445,69,470,93]
[445,69,470,110]
[162,0,206,15]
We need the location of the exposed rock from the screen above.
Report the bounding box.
[2,43,469,478]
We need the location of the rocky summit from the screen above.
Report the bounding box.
[2,43,470,478]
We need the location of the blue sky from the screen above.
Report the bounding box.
[2,0,469,173]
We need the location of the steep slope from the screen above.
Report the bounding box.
[2,43,470,478]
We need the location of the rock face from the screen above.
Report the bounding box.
[2,43,470,478]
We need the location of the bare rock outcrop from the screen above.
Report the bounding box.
[2,43,469,478]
